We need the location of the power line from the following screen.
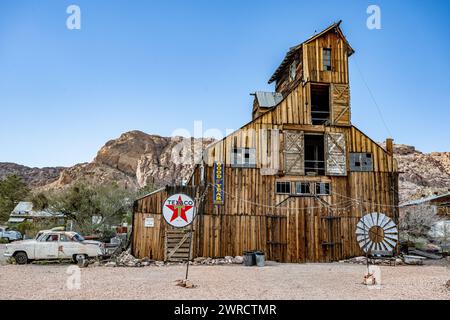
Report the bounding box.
[353,57,393,138]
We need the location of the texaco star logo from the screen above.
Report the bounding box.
[162,194,196,228]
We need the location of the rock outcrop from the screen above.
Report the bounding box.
[0,163,65,187]
[42,131,214,190]
[393,144,450,201]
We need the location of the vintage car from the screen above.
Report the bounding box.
[0,226,22,242]
[3,230,105,264]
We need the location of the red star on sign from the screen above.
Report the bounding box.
[166,196,193,223]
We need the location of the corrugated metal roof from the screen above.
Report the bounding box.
[255,91,283,108]
[11,201,64,218]
[400,192,450,207]
[8,217,25,223]
[12,202,33,214]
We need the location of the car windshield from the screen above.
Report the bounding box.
[72,233,85,242]
[35,232,45,240]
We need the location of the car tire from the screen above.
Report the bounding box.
[73,254,87,263]
[1,237,10,243]
[14,252,28,265]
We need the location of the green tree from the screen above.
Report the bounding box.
[49,182,134,235]
[0,175,30,223]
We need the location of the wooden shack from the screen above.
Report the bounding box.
[132,21,399,263]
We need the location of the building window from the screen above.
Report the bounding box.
[305,134,325,176]
[295,182,311,195]
[323,48,332,71]
[289,61,297,82]
[231,148,256,168]
[276,181,291,194]
[350,153,373,172]
[316,182,330,195]
[310,84,330,125]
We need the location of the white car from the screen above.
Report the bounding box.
[4,231,104,265]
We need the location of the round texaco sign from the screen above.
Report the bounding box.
[162,194,196,228]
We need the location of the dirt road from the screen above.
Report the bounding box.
[0,262,448,300]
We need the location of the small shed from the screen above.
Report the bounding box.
[8,201,65,224]
[400,193,450,217]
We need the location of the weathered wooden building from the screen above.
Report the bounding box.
[132,21,399,263]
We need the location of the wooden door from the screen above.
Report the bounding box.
[266,216,287,262]
[165,229,192,262]
[284,130,305,175]
[325,132,347,176]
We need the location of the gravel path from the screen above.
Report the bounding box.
[0,262,448,300]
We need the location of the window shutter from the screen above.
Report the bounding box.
[248,148,256,166]
[326,132,346,176]
[331,84,350,125]
[284,130,305,175]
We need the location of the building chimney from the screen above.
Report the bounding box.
[385,138,394,156]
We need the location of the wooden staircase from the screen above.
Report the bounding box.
[165,229,192,262]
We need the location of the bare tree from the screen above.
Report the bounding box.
[399,204,441,242]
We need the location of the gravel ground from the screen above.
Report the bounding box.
[0,244,7,266]
[0,261,448,300]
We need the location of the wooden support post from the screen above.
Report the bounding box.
[385,138,394,156]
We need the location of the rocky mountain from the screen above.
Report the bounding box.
[42,131,215,191]
[0,162,65,187]
[1,131,449,202]
[393,144,450,201]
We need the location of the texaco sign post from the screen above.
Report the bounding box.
[162,193,197,281]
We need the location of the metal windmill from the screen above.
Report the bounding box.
[356,212,398,254]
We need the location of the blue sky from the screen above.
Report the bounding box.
[0,0,449,168]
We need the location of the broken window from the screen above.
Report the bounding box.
[311,84,330,125]
[295,182,311,195]
[316,182,331,195]
[304,134,325,176]
[350,153,373,172]
[231,147,256,168]
[323,48,332,71]
[276,181,291,194]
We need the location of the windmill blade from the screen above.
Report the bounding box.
[363,215,374,228]
[384,226,398,234]
[370,213,378,225]
[357,235,369,243]
[381,240,393,251]
[385,233,398,241]
[381,218,394,229]
[379,241,388,251]
[378,214,389,228]
[384,238,397,248]
[385,234,398,240]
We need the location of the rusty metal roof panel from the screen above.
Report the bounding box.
[255,91,283,108]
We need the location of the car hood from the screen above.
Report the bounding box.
[7,239,37,246]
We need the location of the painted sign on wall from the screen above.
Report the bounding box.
[213,161,224,205]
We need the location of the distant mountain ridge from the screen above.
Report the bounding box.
[0,162,65,187]
[1,131,449,202]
